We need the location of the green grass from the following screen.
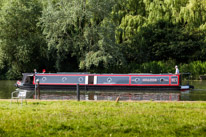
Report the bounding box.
[0,100,206,137]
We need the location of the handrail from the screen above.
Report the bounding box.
[181,73,191,75]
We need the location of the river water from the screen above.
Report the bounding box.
[0,80,206,101]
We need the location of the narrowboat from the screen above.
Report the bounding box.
[15,72,194,90]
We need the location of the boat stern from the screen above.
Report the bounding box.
[180,85,194,91]
[15,80,23,88]
[15,73,34,89]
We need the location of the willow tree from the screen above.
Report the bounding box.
[0,0,47,79]
[112,0,206,68]
[40,0,125,72]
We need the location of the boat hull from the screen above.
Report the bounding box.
[18,84,181,90]
[16,73,191,90]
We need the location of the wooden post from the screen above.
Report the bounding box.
[35,82,37,99]
[37,81,40,99]
[35,79,39,99]
[76,84,80,101]
[115,95,120,103]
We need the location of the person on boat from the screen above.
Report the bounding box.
[34,69,38,83]
[175,65,179,74]
[34,69,37,74]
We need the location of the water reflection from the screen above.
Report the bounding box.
[31,90,181,101]
[0,80,16,99]
[85,91,180,101]
[180,89,206,101]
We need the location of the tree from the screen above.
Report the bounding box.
[112,0,206,69]
[40,0,124,72]
[0,0,47,79]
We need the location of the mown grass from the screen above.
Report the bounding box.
[0,100,206,137]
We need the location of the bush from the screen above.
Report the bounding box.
[180,61,206,80]
[128,60,176,74]
[127,60,206,80]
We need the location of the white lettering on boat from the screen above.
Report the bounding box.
[142,79,158,82]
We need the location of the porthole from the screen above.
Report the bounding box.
[42,77,47,82]
[62,77,67,82]
[107,77,112,83]
[78,77,84,82]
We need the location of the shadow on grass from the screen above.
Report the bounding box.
[0,128,5,135]
[175,124,206,136]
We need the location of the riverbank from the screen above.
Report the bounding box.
[0,100,206,136]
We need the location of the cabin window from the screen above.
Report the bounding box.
[171,78,177,82]
[25,76,33,84]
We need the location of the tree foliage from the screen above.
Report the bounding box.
[0,0,47,79]
[0,0,206,79]
[40,0,124,72]
[114,0,206,65]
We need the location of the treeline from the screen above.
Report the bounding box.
[0,0,206,79]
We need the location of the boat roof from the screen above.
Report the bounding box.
[22,73,175,76]
[22,73,34,76]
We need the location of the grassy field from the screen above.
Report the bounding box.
[0,100,206,137]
